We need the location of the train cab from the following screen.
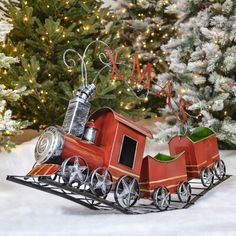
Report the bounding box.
[89,107,153,182]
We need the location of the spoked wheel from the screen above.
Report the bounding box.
[214,159,226,180]
[114,175,140,208]
[89,167,113,198]
[177,182,192,203]
[152,186,171,211]
[200,167,214,188]
[61,156,89,188]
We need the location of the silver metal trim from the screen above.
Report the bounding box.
[34,126,64,164]
[83,127,97,143]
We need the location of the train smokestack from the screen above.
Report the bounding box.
[62,83,96,137]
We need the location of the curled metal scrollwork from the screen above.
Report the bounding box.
[63,40,112,87]
[63,40,150,101]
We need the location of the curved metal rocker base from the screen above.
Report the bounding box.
[6,175,231,215]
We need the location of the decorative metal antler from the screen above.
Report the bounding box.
[63,40,112,87]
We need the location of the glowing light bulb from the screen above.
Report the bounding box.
[83,25,90,30]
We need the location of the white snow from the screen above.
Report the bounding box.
[0,138,236,236]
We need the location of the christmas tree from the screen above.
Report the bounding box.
[114,0,177,114]
[155,0,236,149]
[0,0,144,130]
[0,36,29,150]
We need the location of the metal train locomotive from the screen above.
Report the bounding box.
[19,83,227,211]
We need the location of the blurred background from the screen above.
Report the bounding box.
[0,0,236,152]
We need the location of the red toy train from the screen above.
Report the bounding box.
[26,106,226,211]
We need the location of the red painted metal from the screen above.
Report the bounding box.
[139,152,187,198]
[61,135,104,170]
[27,164,61,176]
[169,134,220,179]
[89,107,153,139]
[85,120,96,128]
[107,123,146,181]
[61,107,152,181]
[89,107,149,181]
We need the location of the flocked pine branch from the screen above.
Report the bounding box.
[0,34,29,150]
[155,0,236,149]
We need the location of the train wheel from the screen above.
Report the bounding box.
[114,175,140,208]
[61,156,89,188]
[200,167,214,188]
[177,182,192,203]
[214,160,226,180]
[152,187,171,211]
[89,167,113,198]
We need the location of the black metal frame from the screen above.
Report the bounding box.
[6,175,231,214]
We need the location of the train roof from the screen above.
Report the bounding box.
[89,107,153,139]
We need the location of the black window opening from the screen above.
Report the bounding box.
[119,136,137,168]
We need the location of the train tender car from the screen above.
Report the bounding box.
[169,127,226,187]
[139,152,191,210]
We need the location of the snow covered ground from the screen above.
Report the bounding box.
[0,138,236,236]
